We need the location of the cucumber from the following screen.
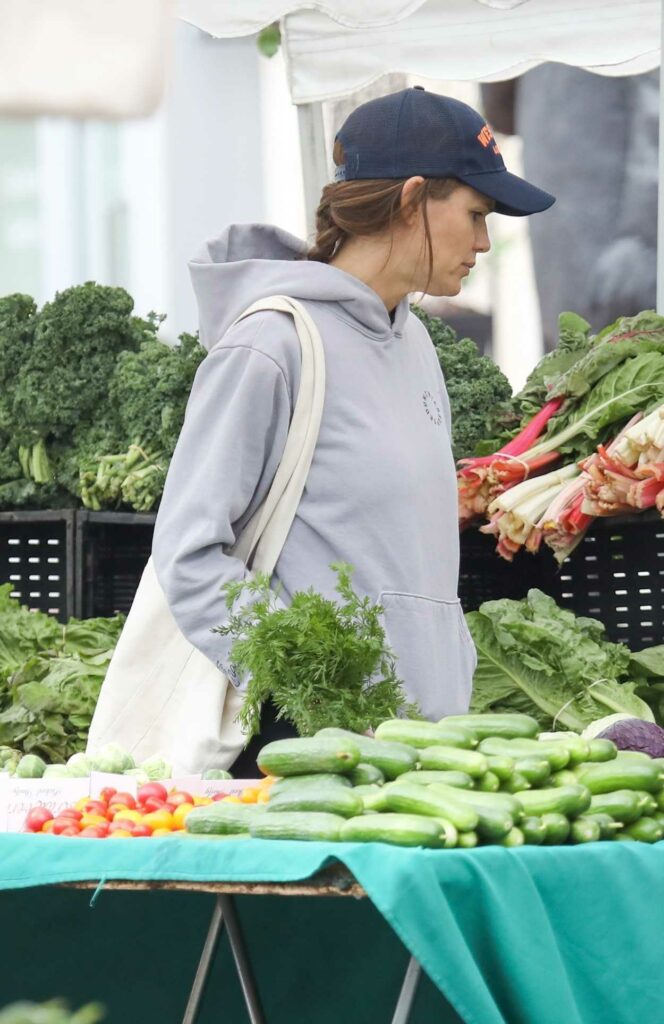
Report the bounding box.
[633,790,658,816]
[478,737,570,771]
[315,728,417,779]
[457,830,479,849]
[652,811,664,832]
[500,771,531,794]
[583,813,621,840]
[569,817,601,844]
[418,745,488,778]
[585,738,618,762]
[270,774,352,798]
[340,813,453,848]
[501,827,525,848]
[398,770,474,789]
[619,816,664,843]
[520,816,547,845]
[439,786,523,820]
[383,781,478,832]
[266,785,363,818]
[537,733,590,766]
[348,763,385,787]
[484,755,515,782]
[257,737,360,777]
[374,719,476,750]
[185,802,265,835]
[476,770,500,793]
[588,790,643,824]
[576,759,661,795]
[656,788,664,811]
[514,784,591,819]
[550,769,579,788]
[250,812,345,842]
[540,812,571,845]
[513,758,551,786]
[614,750,653,763]
[428,784,514,840]
[353,785,391,813]
[439,713,539,740]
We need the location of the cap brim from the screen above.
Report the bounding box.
[457,169,555,217]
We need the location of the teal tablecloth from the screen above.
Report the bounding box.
[0,833,662,1024]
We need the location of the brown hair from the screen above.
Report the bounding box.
[307,140,460,294]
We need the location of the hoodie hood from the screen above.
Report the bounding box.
[188,223,410,350]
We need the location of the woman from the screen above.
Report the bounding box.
[151,87,555,773]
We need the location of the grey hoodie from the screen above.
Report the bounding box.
[152,224,476,720]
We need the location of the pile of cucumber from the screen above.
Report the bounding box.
[185,714,664,849]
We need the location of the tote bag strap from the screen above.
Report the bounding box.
[227,295,326,576]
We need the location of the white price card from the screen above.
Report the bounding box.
[89,772,137,800]
[201,778,259,799]
[5,778,90,833]
[0,774,9,831]
[157,775,204,796]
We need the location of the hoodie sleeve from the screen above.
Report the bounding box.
[151,324,296,682]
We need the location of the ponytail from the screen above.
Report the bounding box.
[307,186,347,263]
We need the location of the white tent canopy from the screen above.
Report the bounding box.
[181,0,660,102]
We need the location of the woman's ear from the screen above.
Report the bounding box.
[399,176,425,226]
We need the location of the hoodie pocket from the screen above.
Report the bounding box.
[378,592,476,721]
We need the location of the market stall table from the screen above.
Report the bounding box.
[1,833,664,1023]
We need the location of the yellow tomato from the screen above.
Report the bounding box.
[257,790,271,804]
[221,795,242,804]
[79,813,108,829]
[142,809,175,831]
[193,796,213,806]
[109,829,133,838]
[151,827,173,837]
[172,803,194,830]
[41,818,55,833]
[112,808,143,824]
[240,788,259,804]
[257,776,276,787]
[75,796,91,811]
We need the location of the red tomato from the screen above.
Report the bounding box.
[140,796,169,813]
[212,792,230,802]
[52,816,81,835]
[25,806,54,832]
[166,791,194,810]
[99,786,117,805]
[80,799,108,817]
[79,826,106,838]
[138,782,168,804]
[109,819,152,837]
[58,808,83,822]
[60,825,82,837]
[130,824,152,838]
[109,791,136,810]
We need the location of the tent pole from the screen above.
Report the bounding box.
[658,0,664,313]
[297,102,329,241]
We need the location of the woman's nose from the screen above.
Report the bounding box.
[475,223,491,254]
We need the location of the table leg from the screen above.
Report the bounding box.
[182,896,226,1024]
[390,956,421,1024]
[218,894,267,1024]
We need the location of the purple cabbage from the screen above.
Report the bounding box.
[597,718,664,758]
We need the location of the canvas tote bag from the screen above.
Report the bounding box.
[86,296,326,774]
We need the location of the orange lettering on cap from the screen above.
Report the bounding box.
[477,124,501,155]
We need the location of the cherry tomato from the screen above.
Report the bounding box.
[166,791,194,810]
[52,816,81,835]
[99,786,117,805]
[112,809,143,825]
[58,808,83,822]
[171,803,194,829]
[79,799,108,817]
[129,824,152,838]
[138,782,168,804]
[25,806,54,833]
[60,825,82,837]
[109,791,136,810]
[79,826,107,838]
[211,792,230,802]
[109,829,133,839]
[140,796,169,813]
[80,813,108,829]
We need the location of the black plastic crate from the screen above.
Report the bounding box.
[459,511,664,650]
[0,510,76,622]
[76,510,156,619]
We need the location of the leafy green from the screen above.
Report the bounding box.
[410,306,514,460]
[467,590,653,731]
[217,563,417,738]
[0,585,122,760]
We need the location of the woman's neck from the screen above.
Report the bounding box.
[329,238,410,313]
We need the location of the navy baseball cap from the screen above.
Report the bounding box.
[334,86,555,217]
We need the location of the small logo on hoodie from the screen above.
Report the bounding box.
[422,390,442,426]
